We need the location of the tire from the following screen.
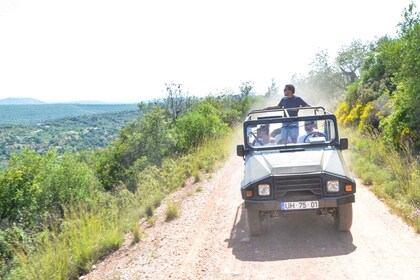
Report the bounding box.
[334,204,353,231]
[246,209,262,236]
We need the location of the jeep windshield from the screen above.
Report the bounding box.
[244,107,338,149]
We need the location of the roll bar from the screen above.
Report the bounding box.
[246,106,329,121]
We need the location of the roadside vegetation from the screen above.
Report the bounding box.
[345,130,419,231]
[294,3,419,231]
[0,81,261,279]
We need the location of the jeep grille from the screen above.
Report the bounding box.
[274,176,322,198]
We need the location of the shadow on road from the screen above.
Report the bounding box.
[226,204,357,261]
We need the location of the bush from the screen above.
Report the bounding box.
[173,102,228,153]
[0,150,43,227]
[343,103,364,127]
[37,153,101,217]
[358,102,380,132]
[335,102,349,125]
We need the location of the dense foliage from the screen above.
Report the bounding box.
[335,4,420,151]
[293,3,419,230]
[0,85,253,278]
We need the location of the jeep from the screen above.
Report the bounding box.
[237,107,356,236]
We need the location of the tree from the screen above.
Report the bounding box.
[381,3,420,150]
[336,40,368,83]
[163,82,193,123]
[239,81,253,97]
[293,50,345,105]
[265,78,279,98]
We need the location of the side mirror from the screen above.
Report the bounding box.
[339,138,348,150]
[237,144,245,157]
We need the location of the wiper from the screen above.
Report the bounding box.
[279,148,305,153]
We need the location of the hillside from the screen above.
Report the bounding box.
[0,109,141,169]
[0,103,139,125]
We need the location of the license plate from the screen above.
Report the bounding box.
[280,201,319,210]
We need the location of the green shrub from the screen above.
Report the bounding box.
[37,153,101,216]
[0,150,44,227]
[165,200,180,221]
[173,102,228,153]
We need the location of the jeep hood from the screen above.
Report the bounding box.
[243,149,352,186]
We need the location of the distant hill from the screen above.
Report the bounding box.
[0,109,142,170]
[0,97,45,104]
[0,103,139,125]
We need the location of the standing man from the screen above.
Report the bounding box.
[265,84,310,143]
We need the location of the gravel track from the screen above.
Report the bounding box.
[84,154,420,280]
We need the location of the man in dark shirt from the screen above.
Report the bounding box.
[265,84,310,143]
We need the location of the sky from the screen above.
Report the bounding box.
[0,0,416,103]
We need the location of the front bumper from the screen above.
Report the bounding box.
[244,194,355,211]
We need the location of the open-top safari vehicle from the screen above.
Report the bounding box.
[237,107,356,236]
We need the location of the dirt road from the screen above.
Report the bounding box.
[85,154,420,280]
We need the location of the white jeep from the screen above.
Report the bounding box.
[237,107,356,236]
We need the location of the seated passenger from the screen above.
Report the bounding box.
[297,121,319,143]
[254,125,276,146]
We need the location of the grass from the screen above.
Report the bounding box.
[5,133,234,279]
[145,203,155,218]
[131,222,142,244]
[165,200,180,221]
[195,186,203,192]
[193,169,201,182]
[342,128,420,232]
[11,201,129,279]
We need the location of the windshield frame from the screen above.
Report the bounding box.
[243,114,340,151]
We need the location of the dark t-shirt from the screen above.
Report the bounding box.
[278,96,308,117]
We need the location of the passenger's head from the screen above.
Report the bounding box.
[284,84,295,97]
[259,125,269,134]
[304,121,316,132]
[258,125,270,140]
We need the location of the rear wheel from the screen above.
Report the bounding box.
[246,209,262,236]
[334,204,353,231]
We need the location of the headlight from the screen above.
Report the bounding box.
[326,180,340,192]
[258,184,270,196]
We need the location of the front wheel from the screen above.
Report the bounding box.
[246,209,262,236]
[334,204,353,231]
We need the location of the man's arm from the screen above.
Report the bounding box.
[298,97,310,107]
[264,105,280,110]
